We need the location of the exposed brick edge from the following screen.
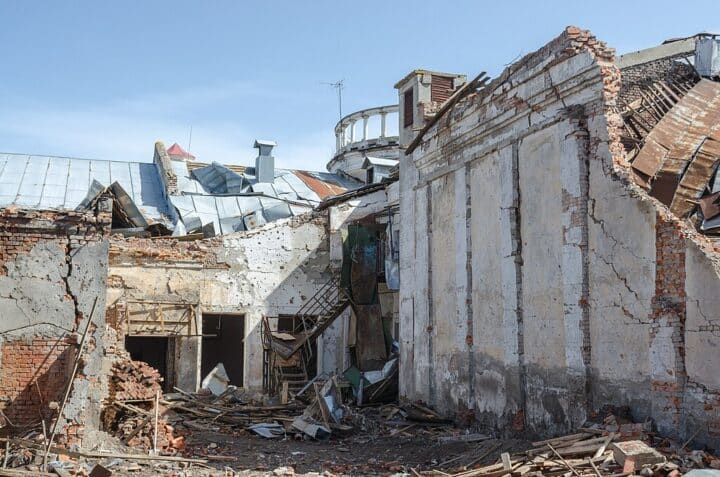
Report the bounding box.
[153,141,178,196]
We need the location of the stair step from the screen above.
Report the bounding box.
[280,373,307,379]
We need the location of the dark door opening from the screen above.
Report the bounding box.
[125,336,170,391]
[201,314,244,386]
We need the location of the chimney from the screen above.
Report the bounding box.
[254,139,276,183]
[695,34,720,78]
[394,70,467,148]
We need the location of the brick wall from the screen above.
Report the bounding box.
[619,57,695,104]
[152,141,178,195]
[0,204,110,440]
[0,338,76,428]
[650,211,687,434]
[0,207,110,276]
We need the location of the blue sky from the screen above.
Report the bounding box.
[0,1,718,171]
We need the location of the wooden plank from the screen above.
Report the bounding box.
[313,383,332,430]
[531,433,590,447]
[43,297,98,470]
[501,453,512,471]
[0,438,207,464]
[593,434,615,458]
[0,469,55,477]
[547,444,581,477]
[405,73,489,154]
[281,381,289,405]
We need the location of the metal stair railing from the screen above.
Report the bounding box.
[265,275,352,360]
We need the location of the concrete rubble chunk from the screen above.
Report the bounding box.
[611,440,666,472]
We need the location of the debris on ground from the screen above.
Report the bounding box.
[101,357,183,454]
[410,408,720,477]
[1,360,717,477]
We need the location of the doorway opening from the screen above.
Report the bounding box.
[277,315,317,379]
[124,336,173,391]
[201,314,245,386]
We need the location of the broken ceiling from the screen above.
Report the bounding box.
[626,78,720,233]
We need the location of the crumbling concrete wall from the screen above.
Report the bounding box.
[0,205,110,445]
[107,213,333,391]
[399,27,720,447]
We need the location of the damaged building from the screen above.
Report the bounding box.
[0,110,401,444]
[397,29,720,448]
[1,24,720,466]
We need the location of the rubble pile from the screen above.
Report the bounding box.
[163,386,306,434]
[109,358,163,401]
[0,386,718,476]
[412,410,720,477]
[102,356,186,454]
[0,429,208,476]
[111,403,183,452]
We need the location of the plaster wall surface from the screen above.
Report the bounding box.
[398,27,720,445]
[587,156,655,419]
[682,240,720,441]
[469,147,522,428]
[0,207,110,445]
[108,214,334,391]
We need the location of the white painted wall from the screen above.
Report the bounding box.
[108,216,333,391]
[398,28,720,445]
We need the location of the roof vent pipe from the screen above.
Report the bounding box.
[254,139,276,183]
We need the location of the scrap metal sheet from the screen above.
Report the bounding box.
[631,80,720,216]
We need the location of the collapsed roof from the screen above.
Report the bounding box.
[0,142,362,237]
[623,74,720,233]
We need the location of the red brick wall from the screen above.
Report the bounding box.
[650,211,687,430]
[0,207,110,275]
[0,205,110,436]
[0,338,76,429]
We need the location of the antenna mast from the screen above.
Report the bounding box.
[322,79,345,118]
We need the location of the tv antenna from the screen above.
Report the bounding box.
[321,79,345,118]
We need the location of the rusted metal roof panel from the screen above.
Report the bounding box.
[632,139,668,177]
[699,191,720,220]
[631,79,720,218]
[293,170,348,199]
[671,137,720,216]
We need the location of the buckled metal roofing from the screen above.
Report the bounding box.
[628,79,720,232]
[169,160,359,233]
[0,147,363,236]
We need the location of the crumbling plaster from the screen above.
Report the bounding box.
[0,207,110,445]
[399,27,720,446]
[107,186,394,392]
[108,214,334,391]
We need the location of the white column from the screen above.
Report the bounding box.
[362,116,369,141]
[380,112,387,138]
[349,120,356,143]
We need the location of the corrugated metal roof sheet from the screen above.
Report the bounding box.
[630,79,720,230]
[294,170,351,199]
[0,153,171,223]
[0,149,364,236]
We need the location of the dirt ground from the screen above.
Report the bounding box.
[177,428,530,476]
